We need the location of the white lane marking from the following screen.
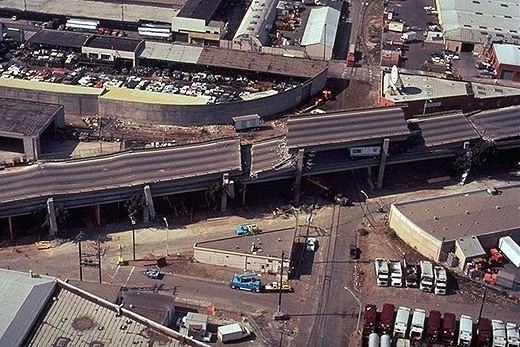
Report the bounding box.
[124,266,135,286]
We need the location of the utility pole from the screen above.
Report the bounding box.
[76,231,86,281]
[163,217,169,256]
[97,237,102,284]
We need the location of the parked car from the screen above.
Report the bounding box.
[306,237,318,252]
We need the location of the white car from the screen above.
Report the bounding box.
[306,237,318,252]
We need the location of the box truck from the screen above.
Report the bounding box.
[217,323,251,343]
[363,304,378,335]
[427,310,441,341]
[458,315,473,346]
[400,31,417,43]
[393,307,411,338]
[492,319,507,347]
[498,236,520,267]
[410,309,426,341]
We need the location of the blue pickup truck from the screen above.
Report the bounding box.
[229,272,261,292]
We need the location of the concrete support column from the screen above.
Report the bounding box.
[221,173,229,214]
[8,217,14,241]
[376,138,390,190]
[293,149,305,205]
[23,136,39,161]
[47,198,58,237]
[242,183,247,206]
[143,185,156,221]
[94,204,101,227]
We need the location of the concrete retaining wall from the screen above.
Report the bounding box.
[0,70,327,125]
[389,204,443,261]
[193,246,282,273]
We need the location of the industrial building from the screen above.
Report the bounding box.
[388,184,520,269]
[0,269,201,347]
[436,0,520,54]
[379,71,520,118]
[489,43,520,81]
[194,228,293,275]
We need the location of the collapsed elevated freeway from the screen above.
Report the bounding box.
[0,105,519,238]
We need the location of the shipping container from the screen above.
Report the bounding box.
[232,114,261,131]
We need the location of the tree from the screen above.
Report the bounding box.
[124,194,146,221]
[452,141,497,172]
[205,180,223,210]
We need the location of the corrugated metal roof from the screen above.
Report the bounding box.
[0,78,104,95]
[494,44,520,66]
[300,6,341,47]
[233,0,279,44]
[438,0,520,43]
[286,107,409,149]
[466,105,520,141]
[26,285,182,347]
[0,269,56,347]
[99,88,210,105]
[139,42,203,64]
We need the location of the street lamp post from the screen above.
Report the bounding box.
[163,217,169,256]
[129,215,136,261]
[360,190,369,224]
[344,285,363,334]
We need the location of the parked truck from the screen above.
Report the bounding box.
[217,323,251,343]
[381,334,391,347]
[389,260,403,287]
[458,315,473,346]
[387,21,406,32]
[491,319,507,347]
[498,236,520,267]
[434,266,447,295]
[506,323,519,347]
[410,308,426,341]
[477,318,491,347]
[363,304,378,335]
[427,310,441,341]
[375,258,390,287]
[400,31,417,43]
[442,312,456,345]
[404,253,419,288]
[396,339,411,347]
[393,306,411,338]
[263,281,292,293]
[229,272,261,292]
[379,303,395,334]
[419,260,434,292]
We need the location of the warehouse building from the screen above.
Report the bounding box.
[436,0,520,54]
[388,184,520,269]
[300,6,341,60]
[0,269,191,347]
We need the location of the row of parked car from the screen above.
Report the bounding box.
[1,41,300,102]
[363,303,519,347]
